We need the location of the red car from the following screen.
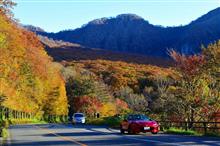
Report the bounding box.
[120,114,159,134]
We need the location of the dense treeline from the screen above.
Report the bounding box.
[60,62,129,117]
[0,0,68,118]
[61,60,177,117]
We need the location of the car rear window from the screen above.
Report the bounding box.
[127,114,150,121]
[74,113,84,117]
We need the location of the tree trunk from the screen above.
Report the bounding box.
[189,108,194,129]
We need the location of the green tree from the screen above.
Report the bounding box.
[116,87,148,113]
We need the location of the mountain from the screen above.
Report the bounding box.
[21,25,172,66]
[30,8,220,57]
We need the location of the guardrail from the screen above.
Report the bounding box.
[0,106,68,123]
[158,121,220,134]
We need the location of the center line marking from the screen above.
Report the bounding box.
[33,125,87,146]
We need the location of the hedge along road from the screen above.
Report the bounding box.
[4,124,220,146]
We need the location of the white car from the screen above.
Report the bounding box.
[72,113,86,124]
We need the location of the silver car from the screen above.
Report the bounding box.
[72,113,86,124]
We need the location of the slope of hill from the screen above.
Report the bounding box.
[35,7,220,57]
[36,35,172,67]
[45,45,172,67]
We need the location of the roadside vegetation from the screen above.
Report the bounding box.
[0,120,9,139]
[164,128,200,136]
[86,116,122,127]
[164,127,220,137]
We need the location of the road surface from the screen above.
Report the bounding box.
[4,124,220,146]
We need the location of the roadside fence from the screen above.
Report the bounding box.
[159,120,220,134]
[0,106,68,123]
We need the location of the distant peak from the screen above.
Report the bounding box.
[116,14,144,21]
[88,18,108,25]
[87,14,145,26]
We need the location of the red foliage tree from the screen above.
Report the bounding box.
[169,50,205,79]
[115,98,129,114]
[73,96,102,116]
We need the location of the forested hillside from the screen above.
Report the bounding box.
[61,60,176,117]
[0,1,68,118]
[61,42,220,122]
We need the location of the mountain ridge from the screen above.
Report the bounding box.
[26,7,220,58]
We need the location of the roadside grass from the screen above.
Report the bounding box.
[165,127,220,137]
[204,132,220,137]
[164,127,201,136]
[8,116,68,125]
[9,118,48,125]
[86,116,123,128]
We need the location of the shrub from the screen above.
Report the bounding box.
[0,120,10,138]
[0,128,9,138]
[86,116,123,128]
[165,127,200,136]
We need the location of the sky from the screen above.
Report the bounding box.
[13,0,220,32]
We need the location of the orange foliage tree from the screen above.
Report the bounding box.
[0,4,68,117]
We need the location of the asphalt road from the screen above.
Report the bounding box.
[4,124,220,146]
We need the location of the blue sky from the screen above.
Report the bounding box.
[14,0,220,32]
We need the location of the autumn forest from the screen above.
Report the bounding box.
[0,0,220,131]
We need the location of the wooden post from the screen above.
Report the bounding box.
[185,121,188,131]
[0,107,2,120]
[5,108,9,119]
[203,122,207,134]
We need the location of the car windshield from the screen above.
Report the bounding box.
[127,114,150,121]
[74,113,84,117]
